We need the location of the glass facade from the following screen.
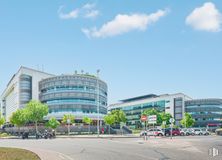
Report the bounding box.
[185,99,222,127]
[39,74,108,120]
[174,98,183,125]
[110,100,165,129]
[19,74,32,108]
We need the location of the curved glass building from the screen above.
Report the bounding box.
[185,99,222,127]
[39,74,108,120]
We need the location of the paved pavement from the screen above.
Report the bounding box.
[0,135,221,160]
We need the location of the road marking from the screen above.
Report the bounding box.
[59,153,73,160]
[41,149,74,160]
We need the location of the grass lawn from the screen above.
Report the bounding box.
[0,147,41,160]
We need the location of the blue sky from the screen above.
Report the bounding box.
[0,0,222,103]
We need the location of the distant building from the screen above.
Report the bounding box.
[108,93,192,129]
[0,66,54,121]
[185,99,222,127]
[39,74,108,121]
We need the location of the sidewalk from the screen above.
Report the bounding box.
[56,134,139,139]
[0,134,140,139]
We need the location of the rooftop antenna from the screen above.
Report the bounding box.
[36,64,39,71]
[42,65,44,72]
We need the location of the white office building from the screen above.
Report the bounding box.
[108,93,192,129]
[0,66,54,121]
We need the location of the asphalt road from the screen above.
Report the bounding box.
[0,136,221,160]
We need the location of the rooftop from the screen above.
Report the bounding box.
[120,94,158,102]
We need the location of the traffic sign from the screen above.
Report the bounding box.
[141,115,147,122]
[148,115,157,124]
[67,119,71,124]
[162,121,166,125]
[169,118,175,123]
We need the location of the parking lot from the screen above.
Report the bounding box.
[0,135,221,160]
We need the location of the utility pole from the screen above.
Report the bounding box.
[97,69,100,137]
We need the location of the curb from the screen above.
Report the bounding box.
[0,135,140,139]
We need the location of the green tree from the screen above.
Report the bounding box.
[111,110,126,124]
[82,117,92,134]
[25,100,48,134]
[142,108,162,125]
[0,112,5,127]
[160,112,172,125]
[10,109,27,135]
[62,114,75,135]
[180,112,195,128]
[62,114,75,124]
[104,114,115,134]
[45,117,60,131]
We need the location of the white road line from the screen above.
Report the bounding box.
[58,153,74,160]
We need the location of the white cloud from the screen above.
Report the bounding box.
[59,8,79,19]
[82,9,169,38]
[82,3,96,10]
[85,10,99,18]
[186,2,222,32]
[58,3,99,20]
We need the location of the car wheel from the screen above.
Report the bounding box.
[158,133,163,136]
[181,133,185,136]
[165,133,170,136]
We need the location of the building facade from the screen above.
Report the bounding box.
[0,66,54,121]
[108,93,192,129]
[185,99,222,127]
[1,67,108,122]
[39,74,108,120]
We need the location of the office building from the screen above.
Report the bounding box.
[1,67,108,122]
[39,74,108,120]
[185,99,222,127]
[108,93,192,129]
[0,66,54,121]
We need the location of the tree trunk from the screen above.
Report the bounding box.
[68,124,70,135]
[18,127,21,137]
[35,121,38,134]
[88,124,90,134]
[109,125,110,135]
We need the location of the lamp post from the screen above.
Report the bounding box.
[97,69,100,137]
[67,119,71,135]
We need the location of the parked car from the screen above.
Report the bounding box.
[165,128,181,136]
[180,128,190,136]
[187,128,210,136]
[187,128,195,136]
[193,128,203,135]
[201,128,210,135]
[147,128,164,136]
[215,128,222,135]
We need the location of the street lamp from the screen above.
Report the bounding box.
[96,69,100,137]
[67,118,71,135]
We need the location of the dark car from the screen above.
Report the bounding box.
[164,128,181,136]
